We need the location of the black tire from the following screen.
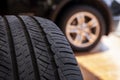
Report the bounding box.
[0,16,83,80]
[58,5,105,52]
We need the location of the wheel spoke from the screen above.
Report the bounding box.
[87,19,97,28]
[84,28,91,33]
[74,34,82,45]
[76,13,85,25]
[67,25,78,33]
[86,33,96,43]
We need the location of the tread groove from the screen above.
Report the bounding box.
[0,64,9,70]
[31,16,60,80]
[16,16,40,80]
[3,16,19,80]
[0,48,8,54]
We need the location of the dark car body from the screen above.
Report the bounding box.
[103,0,120,16]
[0,0,112,35]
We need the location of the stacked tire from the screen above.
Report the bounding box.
[0,16,83,80]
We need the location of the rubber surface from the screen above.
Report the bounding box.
[0,15,83,80]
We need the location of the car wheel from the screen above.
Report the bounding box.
[59,5,105,51]
[0,16,83,80]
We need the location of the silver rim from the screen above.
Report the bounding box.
[66,12,100,48]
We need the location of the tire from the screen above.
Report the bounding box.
[58,5,105,52]
[0,16,83,80]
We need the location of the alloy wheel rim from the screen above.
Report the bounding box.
[66,12,100,48]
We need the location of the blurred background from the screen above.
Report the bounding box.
[76,0,120,80]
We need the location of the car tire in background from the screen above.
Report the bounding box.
[0,16,83,80]
[59,5,105,52]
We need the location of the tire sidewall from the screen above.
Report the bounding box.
[59,5,105,51]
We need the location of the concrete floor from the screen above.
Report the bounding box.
[75,18,120,80]
[75,33,120,80]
